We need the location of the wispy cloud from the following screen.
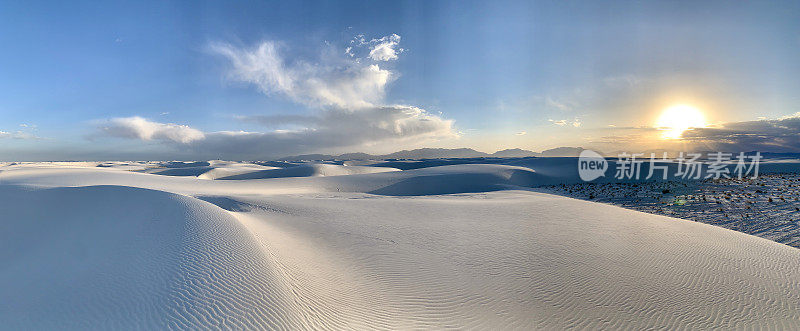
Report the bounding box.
[0,128,42,140]
[210,41,393,109]
[548,118,581,127]
[99,117,205,144]
[367,34,402,61]
[346,33,405,62]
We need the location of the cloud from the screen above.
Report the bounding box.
[1,123,41,140]
[0,130,41,140]
[779,112,800,120]
[346,34,404,62]
[95,35,455,158]
[586,115,800,153]
[548,118,582,127]
[236,105,454,141]
[516,131,527,136]
[210,40,394,109]
[681,115,800,152]
[206,105,455,158]
[99,117,205,144]
[367,34,402,61]
[97,106,454,159]
[234,114,323,128]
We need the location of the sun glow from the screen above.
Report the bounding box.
[656,105,707,139]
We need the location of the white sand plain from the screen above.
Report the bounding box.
[1,160,799,329]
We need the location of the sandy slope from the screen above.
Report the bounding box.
[226,191,800,329]
[0,185,305,329]
[144,164,280,179]
[1,161,800,329]
[216,163,400,180]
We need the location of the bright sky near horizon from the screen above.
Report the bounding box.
[1,0,799,160]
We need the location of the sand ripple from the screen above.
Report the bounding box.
[1,177,799,329]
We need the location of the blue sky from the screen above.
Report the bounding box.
[1,0,799,160]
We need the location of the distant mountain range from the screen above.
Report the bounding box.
[277,148,800,161]
[277,147,585,161]
[539,147,585,157]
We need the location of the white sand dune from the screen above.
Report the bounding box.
[0,185,306,329]
[226,191,800,329]
[144,163,279,180]
[217,163,400,180]
[196,165,279,180]
[0,163,555,195]
[361,164,544,195]
[1,161,800,329]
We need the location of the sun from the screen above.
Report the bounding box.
[656,104,706,139]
